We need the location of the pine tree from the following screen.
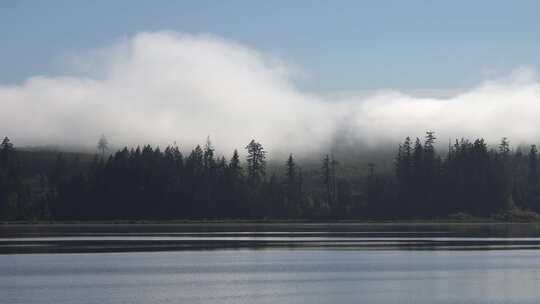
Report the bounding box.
[322,154,332,207]
[499,137,511,157]
[203,136,215,170]
[528,144,539,210]
[228,150,243,178]
[284,154,299,216]
[0,137,13,151]
[245,140,266,185]
[395,137,412,185]
[424,131,436,155]
[285,154,296,189]
[0,137,18,219]
[497,137,515,211]
[97,134,109,157]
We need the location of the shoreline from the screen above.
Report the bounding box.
[3,219,540,226]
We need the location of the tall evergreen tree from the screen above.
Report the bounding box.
[97,134,109,157]
[285,154,296,190]
[228,150,243,179]
[322,154,333,208]
[527,144,539,210]
[203,136,215,170]
[0,137,19,219]
[284,154,300,216]
[245,140,266,185]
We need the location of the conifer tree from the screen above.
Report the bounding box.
[528,144,539,210]
[97,134,109,157]
[245,140,266,185]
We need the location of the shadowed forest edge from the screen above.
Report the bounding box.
[2,132,540,221]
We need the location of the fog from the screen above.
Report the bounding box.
[1,31,540,156]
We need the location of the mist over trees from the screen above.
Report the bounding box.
[2,133,540,221]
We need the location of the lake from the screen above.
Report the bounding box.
[2,223,540,303]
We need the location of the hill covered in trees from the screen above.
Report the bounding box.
[2,133,540,221]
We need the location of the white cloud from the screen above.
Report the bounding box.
[1,31,540,156]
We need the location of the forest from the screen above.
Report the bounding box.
[1,132,540,221]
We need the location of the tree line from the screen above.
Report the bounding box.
[2,132,540,221]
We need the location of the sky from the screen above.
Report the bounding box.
[3,0,540,91]
[2,1,540,154]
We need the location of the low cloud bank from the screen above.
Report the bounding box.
[1,32,539,155]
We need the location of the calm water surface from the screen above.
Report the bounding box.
[2,223,540,303]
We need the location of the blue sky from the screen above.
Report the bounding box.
[2,0,540,92]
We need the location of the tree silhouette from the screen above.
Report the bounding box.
[203,136,215,170]
[284,154,301,216]
[97,134,109,157]
[322,154,332,207]
[245,139,266,185]
[6,132,540,221]
[527,145,540,210]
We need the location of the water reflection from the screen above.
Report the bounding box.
[2,249,540,304]
[2,223,540,254]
